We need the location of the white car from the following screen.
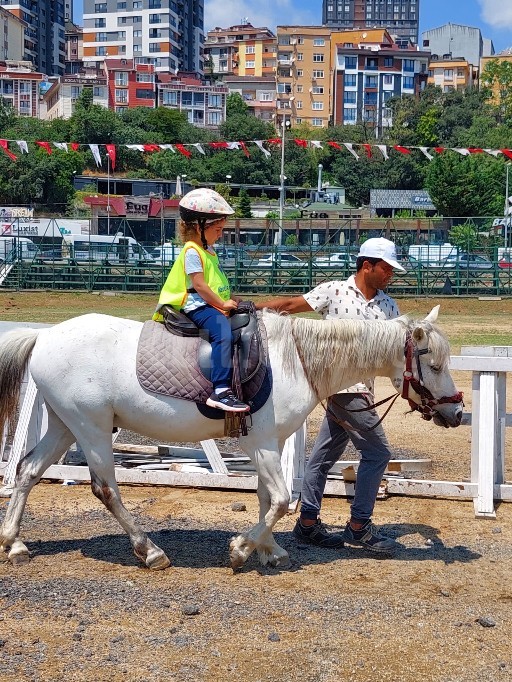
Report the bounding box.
[313,253,357,267]
[255,253,308,268]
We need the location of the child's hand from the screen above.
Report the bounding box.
[222,299,238,312]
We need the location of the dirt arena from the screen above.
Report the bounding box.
[1,294,512,681]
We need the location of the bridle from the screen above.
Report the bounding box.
[401,331,463,421]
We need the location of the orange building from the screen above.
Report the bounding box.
[204,23,276,79]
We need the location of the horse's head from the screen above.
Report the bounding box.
[390,305,463,428]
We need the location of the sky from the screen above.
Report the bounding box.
[72,0,512,53]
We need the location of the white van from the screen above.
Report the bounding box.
[407,243,459,265]
[146,243,182,266]
[0,236,38,263]
[61,233,153,264]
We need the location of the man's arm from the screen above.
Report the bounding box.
[255,295,314,314]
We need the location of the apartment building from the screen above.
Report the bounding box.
[331,29,429,132]
[41,72,109,119]
[422,23,494,71]
[0,6,25,62]
[223,75,276,121]
[480,49,512,105]
[157,73,228,128]
[428,56,477,92]
[65,21,83,75]
[323,0,420,46]
[0,60,45,116]
[204,22,276,79]
[82,0,204,75]
[105,58,155,112]
[0,1,66,75]
[276,26,332,128]
[65,1,72,22]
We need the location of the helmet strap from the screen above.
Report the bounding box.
[198,218,208,250]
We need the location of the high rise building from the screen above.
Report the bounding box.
[323,0,419,46]
[65,1,73,22]
[204,22,276,79]
[82,0,205,75]
[0,1,66,75]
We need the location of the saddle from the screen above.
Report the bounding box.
[136,302,271,435]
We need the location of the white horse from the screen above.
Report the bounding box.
[0,306,462,570]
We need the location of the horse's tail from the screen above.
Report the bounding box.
[0,328,40,443]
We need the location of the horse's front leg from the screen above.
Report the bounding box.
[230,442,290,570]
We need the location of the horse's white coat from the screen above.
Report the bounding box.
[0,308,462,569]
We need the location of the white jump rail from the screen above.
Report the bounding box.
[1,347,512,517]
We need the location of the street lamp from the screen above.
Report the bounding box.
[317,163,323,198]
[276,117,291,246]
[225,174,232,188]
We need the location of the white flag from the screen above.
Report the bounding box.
[452,148,470,156]
[192,143,205,155]
[126,144,145,152]
[418,146,433,161]
[343,143,359,160]
[311,140,323,149]
[159,144,175,152]
[377,145,389,160]
[54,142,68,152]
[484,148,502,157]
[16,140,28,153]
[89,144,102,167]
[254,140,271,158]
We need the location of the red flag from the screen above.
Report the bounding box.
[266,138,282,145]
[209,141,229,149]
[70,142,80,152]
[502,149,512,160]
[105,143,116,170]
[175,144,191,158]
[434,147,445,154]
[468,148,484,153]
[294,139,308,148]
[143,144,160,153]
[239,141,250,158]
[36,141,52,154]
[393,145,411,155]
[362,143,372,158]
[0,140,17,161]
[328,141,342,150]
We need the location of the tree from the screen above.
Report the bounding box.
[449,223,479,251]
[236,188,252,218]
[480,59,512,123]
[226,93,249,118]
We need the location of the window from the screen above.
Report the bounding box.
[403,76,414,89]
[366,57,378,69]
[297,69,303,77]
[403,59,415,72]
[312,86,324,94]
[95,18,106,27]
[118,31,126,39]
[117,1,126,7]
[96,46,107,56]
[119,45,126,53]
[296,85,303,93]
[133,29,142,37]
[132,15,142,23]
[93,86,104,97]
[133,1,142,7]
[312,118,324,127]
[246,45,255,54]
[444,69,453,80]
[136,72,153,82]
[115,72,128,86]
[116,106,126,113]
[209,94,222,107]
[95,3,107,11]
[382,90,393,102]
[246,60,255,68]
[345,56,357,69]
[118,17,127,24]
[208,111,221,125]
[162,91,178,105]
[149,14,161,23]
[365,75,378,87]
[344,73,356,87]
[96,32,107,41]
[384,56,393,67]
[70,86,81,98]
[313,53,324,62]
[134,44,142,52]
[115,89,128,103]
[149,43,161,52]
[364,92,377,105]
[383,74,393,85]
[297,52,303,60]
[312,101,323,110]
[343,90,356,104]
[260,92,272,101]
[136,89,153,99]
[312,70,324,78]
[313,38,325,46]
[149,0,161,7]
[296,100,302,109]
[296,117,302,123]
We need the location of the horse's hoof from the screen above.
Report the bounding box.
[146,551,171,570]
[9,550,30,566]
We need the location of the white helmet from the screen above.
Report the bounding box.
[179,187,234,223]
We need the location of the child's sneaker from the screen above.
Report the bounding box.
[206,389,250,412]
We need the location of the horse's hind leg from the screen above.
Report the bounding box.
[0,406,76,565]
[75,426,170,570]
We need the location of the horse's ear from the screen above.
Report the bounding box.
[424,305,440,323]
[413,326,425,343]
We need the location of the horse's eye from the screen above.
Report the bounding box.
[430,365,441,373]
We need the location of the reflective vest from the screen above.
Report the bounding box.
[152,241,230,321]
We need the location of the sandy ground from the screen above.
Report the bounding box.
[1,370,512,682]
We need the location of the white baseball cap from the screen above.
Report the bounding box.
[357,237,405,272]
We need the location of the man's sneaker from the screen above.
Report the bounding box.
[206,389,250,412]
[293,518,345,548]
[342,519,399,554]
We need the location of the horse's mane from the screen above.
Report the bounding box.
[262,311,451,398]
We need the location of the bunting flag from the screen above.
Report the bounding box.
[36,141,52,154]
[362,143,372,158]
[377,145,390,160]
[0,140,17,162]
[105,143,116,170]
[89,144,102,167]
[0,137,511,165]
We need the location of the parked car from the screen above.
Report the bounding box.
[440,254,494,270]
[498,255,512,269]
[34,248,64,262]
[255,253,308,268]
[313,252,357,268]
